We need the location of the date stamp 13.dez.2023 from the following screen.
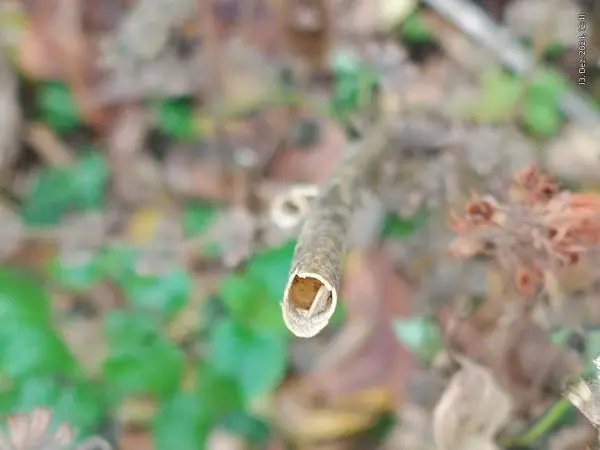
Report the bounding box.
[578,13,588,86]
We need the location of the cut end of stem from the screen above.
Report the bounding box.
[281,271,337,338]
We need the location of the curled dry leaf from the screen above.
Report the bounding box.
[275,377,389,445]
[383,403,434,450]
[433,357,512,450]
[270,183,319,230]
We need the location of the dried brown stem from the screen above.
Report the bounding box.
[282,120,393,337]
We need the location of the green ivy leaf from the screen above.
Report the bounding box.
[0,376,105,441]
[156,98,198,140]
[208,317,287,402]
[37,81,81,133]
[393,315,443,363]
[219,273,285,333]
[0,323,75,379]
[330,50,379,126]
[119,267,191,319]
[52,380,106,437]
[381,209,429,238]
[21,168,74,225]
[522,71,566,136]
[3,375,60,413]
[97,246,137,279]
[103,311,185,398]
[70,151,110,210]
[195,365,244,419]
[154,394,210,450]
[522,101,562,136]
[21,152,109,226]
[401,11,435,43]
[221,411,270,445]
[47,254,105,291]
[0,266,53,326]
[245,239,296,302]
[528,70,568,103]
[182,202,221,237]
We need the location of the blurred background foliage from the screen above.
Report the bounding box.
[0,0,599,449]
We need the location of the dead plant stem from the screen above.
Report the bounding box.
[281,119,393,337]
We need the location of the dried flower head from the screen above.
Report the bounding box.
[514,264,543,296]
[449,165,600,295]
[513,164,559,204]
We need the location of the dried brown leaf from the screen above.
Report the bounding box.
[433,358,512,450]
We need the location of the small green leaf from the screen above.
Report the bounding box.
[381,209,429,238]
[120,267,191,318]
[21,152,109,226]
[208,317,287,402]
[97,246,137,279]
[0,323,75,379]
[221,411,270,445]
[196,365,244,418]
[103,311,185,398]
[156,98,198,140]
[70,151,110,210]
[5,375,60,413]
[219,273,286,334]
[52,381,105,436]
[154,394,210,450]
[37,81,81,132]
[393,315,442,363]
[47,254,105,291]
[401,12,435,43]
[329,50,379,126]
[245,239,296,302]
[182,202,221,236]
[21,168,74,225]
[528,70,568,103]
[330,49,362,76]
[0,266,53,326]
[522,101,562,136]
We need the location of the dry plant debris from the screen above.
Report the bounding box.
[433,358,512,450]
[0,407,111,450]
[1,0,600,449]
[450,165,600,296]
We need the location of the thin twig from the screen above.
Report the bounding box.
[281,119,393,337]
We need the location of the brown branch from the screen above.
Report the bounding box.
[281,120,394,338]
